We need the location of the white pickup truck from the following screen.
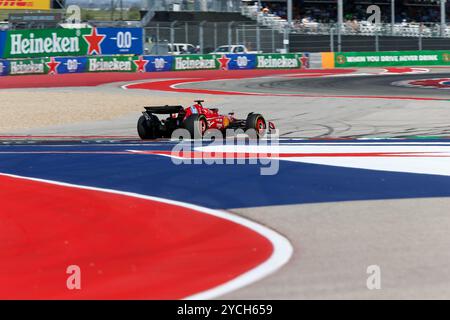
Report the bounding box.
[211,45,261,54]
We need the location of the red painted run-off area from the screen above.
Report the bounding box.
[0,175,272,299]
[0,69,351,89]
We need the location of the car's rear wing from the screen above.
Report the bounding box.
[144,105,185,114]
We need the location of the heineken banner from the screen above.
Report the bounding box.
[97,28,143,56]
[256,53,310,69]
[53,56,172,74]
[143,55,173,72]
[172,53,310,71]
[335,50,450,67]
[0,59,9,76]
[3,56,170,75]
[54,57,88,74]
[9,58,48,75]
[0,27,143,59]
[0,52,313,76]
[87,56,138,73]
[173,55,220,71]
[226,54,257,70]
[172,54,256,71]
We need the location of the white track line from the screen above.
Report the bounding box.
[0,172,293,300]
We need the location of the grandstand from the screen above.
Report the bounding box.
[255,0,449,23]
[141,0,243,12]
[243,1,450,37]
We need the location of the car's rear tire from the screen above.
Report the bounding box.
[184,114,208,139]
[246,113,266,138]
[137,115,160,140]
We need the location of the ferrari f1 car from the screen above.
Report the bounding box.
[137,100,275,139]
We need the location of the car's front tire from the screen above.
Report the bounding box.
[246,113,267,138]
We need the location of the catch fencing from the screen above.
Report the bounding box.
[144,21,285,54]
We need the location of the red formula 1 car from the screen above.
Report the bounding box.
[137,100,275,139]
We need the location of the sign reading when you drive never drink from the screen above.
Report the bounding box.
[0,27,143,58]
[335,50,450,67]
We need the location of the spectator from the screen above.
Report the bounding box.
[250,0,449,24]
[351,17,359,32]
[301,15,311,24]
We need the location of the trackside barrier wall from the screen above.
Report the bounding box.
[323,50,450,68]
[0,53,312,76]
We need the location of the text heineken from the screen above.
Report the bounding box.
[10,60,45,75]
[174,56,217,70]
[10,33,79,56]
[89,57,133,72]
[257,55,298,68]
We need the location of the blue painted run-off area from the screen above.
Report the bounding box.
[1,139,450,209]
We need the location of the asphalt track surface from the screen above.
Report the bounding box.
[2,67,450,299]
[250,72,450,98]
[177,68,450,98]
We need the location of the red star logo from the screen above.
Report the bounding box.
[46,57,61,75]
[299,55,309,69]
[133,56,149,73]
[83,28,106,55]
[217,55,231,70]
